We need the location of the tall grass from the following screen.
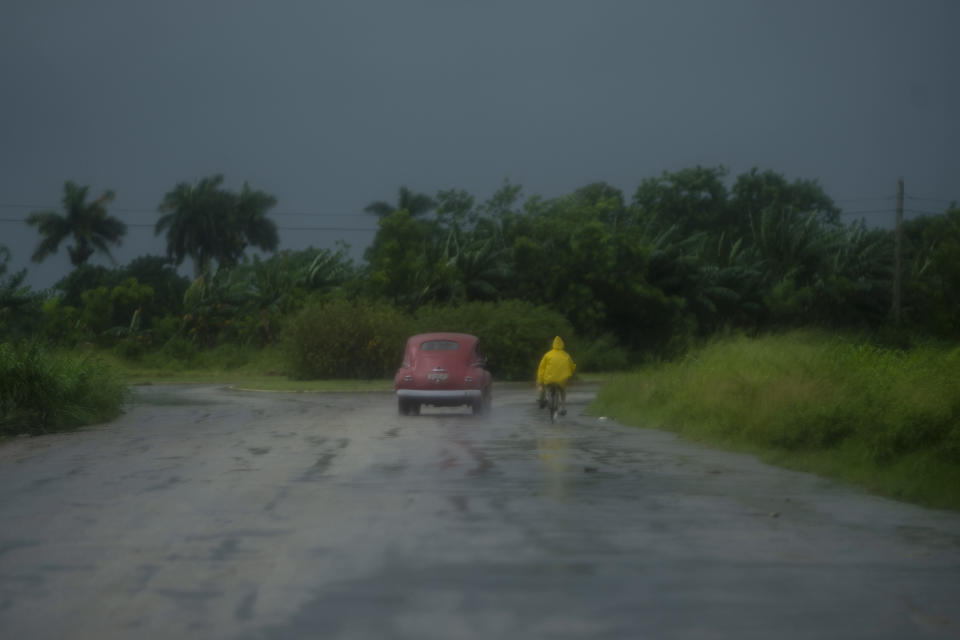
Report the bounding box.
[594,331,960,510]
[0,341,128,436]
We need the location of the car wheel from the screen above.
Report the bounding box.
[399,399,419,416]
[472,388,491,416]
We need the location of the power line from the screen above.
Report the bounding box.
[904,209,947,216]
[0,203,370,218]
[905,195,954,204]
[840,209,893,216]
[0,217,377,232]
[835,196,896,203]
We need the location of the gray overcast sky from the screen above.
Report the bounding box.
[1,0,957,288]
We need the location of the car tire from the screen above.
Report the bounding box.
[399,399,419,416]
[472,388,491,416]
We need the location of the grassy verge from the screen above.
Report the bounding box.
[136,376,391,392]
[1,341,129,436]
[592,331,960,511]
[99,338,610,392]
[94,345,393,391]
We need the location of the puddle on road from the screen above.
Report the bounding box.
[132,391,218,407]
[140,476,182,493]
[374,461,408,475]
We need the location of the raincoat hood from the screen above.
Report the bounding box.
[552,336,565,350]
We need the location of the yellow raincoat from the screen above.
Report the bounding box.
[537,336,576,388]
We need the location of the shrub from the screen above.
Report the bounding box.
[414,300,576,381]
[113,335,150,361]
[150,314,183,345]
[40,298,88,346]
[0,340,128,435]
[192,343,258,370]
[159,335,199,366]
[284,299,411,379]
[571,333,630,373]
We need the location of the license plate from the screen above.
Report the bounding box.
[428,373,448,381]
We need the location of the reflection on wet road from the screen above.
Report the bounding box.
[1,384,959,639]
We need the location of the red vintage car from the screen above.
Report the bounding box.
[394,332,492,416]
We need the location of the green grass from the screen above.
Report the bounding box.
[130,375,391,392]
[1,340,129,436]
[593,330,960,511]
[93,344,393,391]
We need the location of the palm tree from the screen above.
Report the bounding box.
[156,175,228,277]
[156,175,278,277]
[26,181,127,266]
[364,186,436,218]
[223,182,279,267]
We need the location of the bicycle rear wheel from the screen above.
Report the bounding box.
[548,384,559,423]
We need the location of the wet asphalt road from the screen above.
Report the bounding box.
[1,384,959,639]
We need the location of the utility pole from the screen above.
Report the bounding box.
[892,178,904,325]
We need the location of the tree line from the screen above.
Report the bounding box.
[1,165,958,369]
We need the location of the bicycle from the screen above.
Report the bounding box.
[544,383,561,423]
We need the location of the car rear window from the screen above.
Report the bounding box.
[420,340,460,351]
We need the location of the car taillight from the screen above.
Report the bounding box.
[403,375,413,382]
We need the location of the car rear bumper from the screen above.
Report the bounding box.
[397,389,482,399]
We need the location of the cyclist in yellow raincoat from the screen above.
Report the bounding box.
[537,336,576,415]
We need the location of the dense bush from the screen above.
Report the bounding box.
[79,277,155,345]
[52,259,188,332]
[0,340,128,435]
[414,300,576,380]
[284,299,411,379]
[571,333,630,373]
[40,298,86,346]
[158,335,199,366]
[283,298,577,381]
